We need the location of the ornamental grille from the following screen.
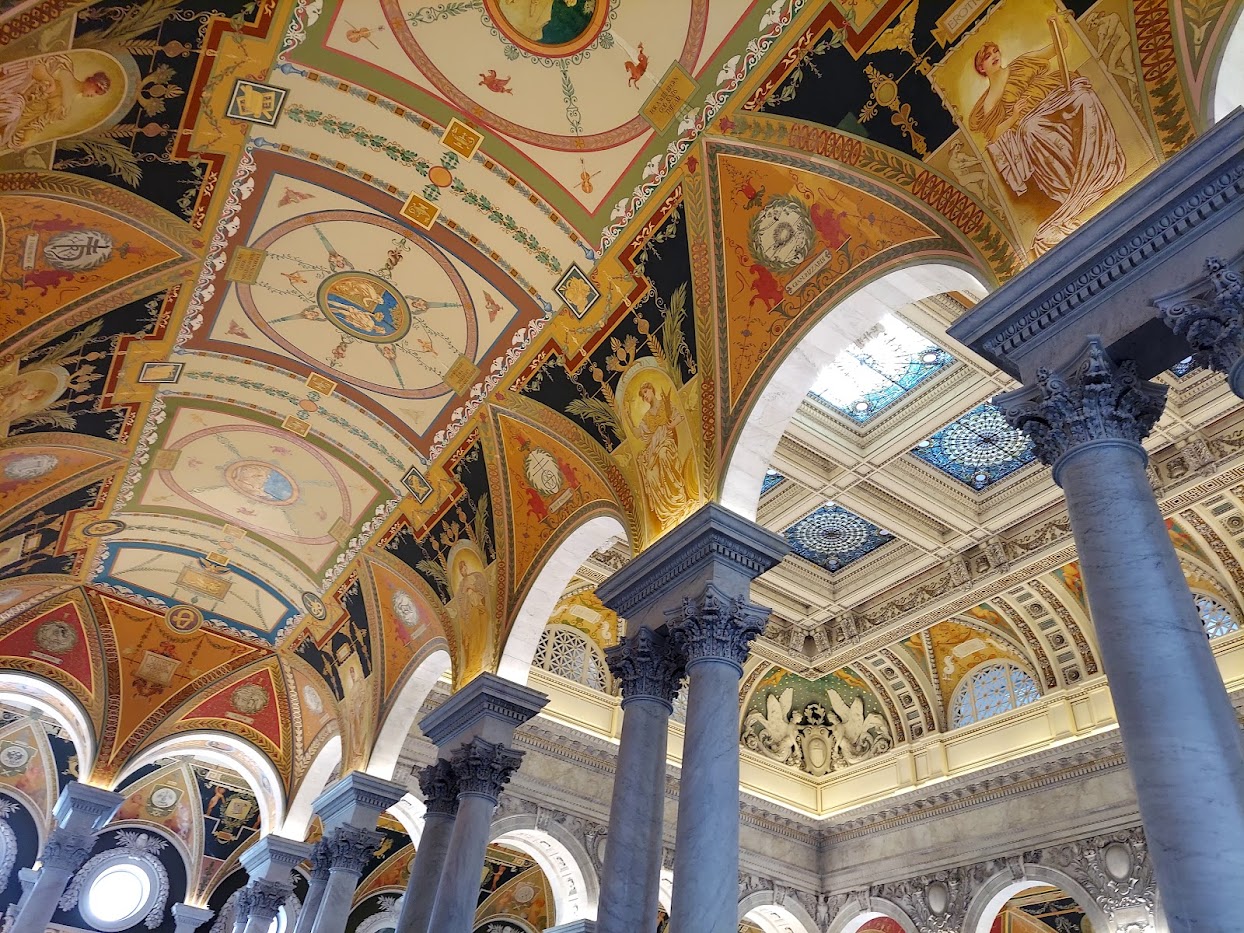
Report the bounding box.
[1196,595,1240,639]
[951,661,1040,728]
[534,625,609,691]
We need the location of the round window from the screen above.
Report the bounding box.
[80,858,156,931]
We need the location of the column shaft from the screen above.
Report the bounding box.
[669,658,745,933]
[426,793,495,932]
[395,810,455,933]
[308,866,363,933]
[1058,439,1244,928]
[292,877,326,933]
[9,866,73,933]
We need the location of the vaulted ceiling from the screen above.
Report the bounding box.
[0,0,1239,820]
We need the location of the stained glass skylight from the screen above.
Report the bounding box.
[761,469,785,495]
[912,403,1035,490]
[1171,356,1196,377]
[784,504,895,572]
[807,315,952,423]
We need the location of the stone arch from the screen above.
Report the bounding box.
[497,513,628,685]
[369,646,451,781]
[386,792,426,848]
[738,889,820,933]
[117,731,284,836]
[720,263,988,521]
[0,671,96,782]
[825,896,918,933]
[281,733,342,840]
[489,812,600,923]
[961,864,1109,933]
[1209,4,1244,121]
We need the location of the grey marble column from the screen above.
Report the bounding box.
[171,903,214,933]
[10,782,122,933]
[290,840,330,933]
[395,760,459,933]
[240,834,313,933]
[242,878,292,933]
[307,824,383,933]
[427,738,524,932]
[668,589,771,933]
[596,627,684,933]
[1000,337,1244,932]
[230,887,253,933]
[1157,255,1244,397]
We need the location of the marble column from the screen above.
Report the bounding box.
[239,835,313,933]
[171,903,214,933]
[668,589,771,933]
[595,627,684,933]
[10,782,122,933]
[290,840,330,933]
[1157,255,1244,397]
[305,772,406,933]
[595,503,787,933]
[419,673,547,933]
[426,738,523,931]
[999,337,1244,932]
[230,887,253,933]
[394,760,459,933]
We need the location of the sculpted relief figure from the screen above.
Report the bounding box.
[743,686,893,775]
[967,17,1126,254]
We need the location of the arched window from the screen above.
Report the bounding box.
[533,625,610,691]
[950,661,1040,727]
[1196,595,1240,639]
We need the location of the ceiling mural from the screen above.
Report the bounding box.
[0,0,1236,822]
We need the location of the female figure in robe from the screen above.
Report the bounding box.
[634,381,693,526]
[0,54,111,152]
[968,18,1126,254]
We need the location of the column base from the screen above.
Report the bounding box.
[545,922,597,933]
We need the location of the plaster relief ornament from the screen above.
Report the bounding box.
[34,619,77,655]
[2,453,58,482]
[301,683,324,715]
[750,196,815,271]
[230,683,270,716]
[743,687,893,776]
[392,591,426,634]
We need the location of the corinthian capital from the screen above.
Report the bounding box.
[449,737,524,803]
[40,827,94,873]
[307,837,332,882]
[605,626,686,709]
[666,585,771,671]
[1157,256,1244,382]
[996,337,1166,472]
[416,759,460,816]
[246,878,291,921]
[322,824,382,877]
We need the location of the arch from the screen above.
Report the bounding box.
[720,263,987,520]
[490,813,599,923]
[117,731,284,836]
[825,896,918,933]
[368,647,451,781]
[738,889,820,933]
[1210,4,1244,122]
[533,624,612,692]
[962,865,1109,933]
[386,792,426,848]
[497,514,628,685]
[281,734,341,840]
[949,659,1041,728]
[0,672,96,782]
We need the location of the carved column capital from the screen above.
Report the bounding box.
[322,824,382,877]
[40,827,94,873]
[1157,256,1244,383]
[449,737,523,803]
[245,879,291,922]
[605,626,686,709]
[666,586,770,672]
[307,837,332,882]
[996,337,1166,476]
[233,886,253,919]
[416,759,460,817]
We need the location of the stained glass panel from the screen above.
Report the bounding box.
[808,316,952,423]
[950,662,1040,727]
[761,469,785,494]
[1196,595,1240,638]
[784,504,895,572]
[912,403,1035,490]
[1170,356,1196,377]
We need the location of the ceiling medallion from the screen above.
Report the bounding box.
[317,271,412,344]
[482,0,610,57]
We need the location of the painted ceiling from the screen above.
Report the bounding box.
[0,0,1238,821]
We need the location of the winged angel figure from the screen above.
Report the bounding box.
[744,687,800,764]
[827,689,892,764]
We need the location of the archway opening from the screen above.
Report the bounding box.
[978,883,1095,933]
[742,903,817,933]
[492,826,595,923]
[720,263,987,521]
[1212,5,1244,121]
